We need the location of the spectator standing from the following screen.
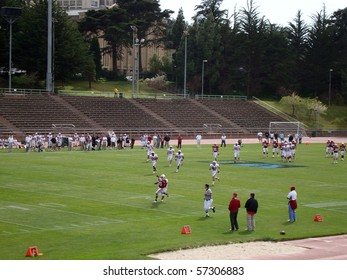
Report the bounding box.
[257,131,263,143]
[221,134,227,147]
[177,134,182,149]
[228,192,240,231]
[7,135,14,153]
[196,134,202,147]
[245,193,258,231]
[287,186,297,222]
[164,134,170,147]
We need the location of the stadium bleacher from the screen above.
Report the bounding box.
[0,94,288,140]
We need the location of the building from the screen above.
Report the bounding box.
[57,0,172,76]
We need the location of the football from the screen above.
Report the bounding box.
[280,230,286,235]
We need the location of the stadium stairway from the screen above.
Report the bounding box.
[49,95,107,131]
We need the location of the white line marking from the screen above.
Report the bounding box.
[7,205,30,211]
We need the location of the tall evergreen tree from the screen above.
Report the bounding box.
[286,10,309,93]
[330,7,347,103]
[239,0,269,97]
[305,6,334,99]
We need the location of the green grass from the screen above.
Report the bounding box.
[0,143,346,260]
[56,80,167,99]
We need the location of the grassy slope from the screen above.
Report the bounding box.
[0,143,346,260]
[266,101,347,130]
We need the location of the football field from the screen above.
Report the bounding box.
[0,140,346,259]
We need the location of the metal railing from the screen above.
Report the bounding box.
[0,88,49,95]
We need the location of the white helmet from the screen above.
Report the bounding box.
[160,174,166,179]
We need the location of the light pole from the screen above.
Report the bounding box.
[1,7,22,93]
[183,30,188,98]
[201,60,207,98]
[130,26,137,98]
[135,38,145,97]
[328,69,333,106]
[46,0,53,92]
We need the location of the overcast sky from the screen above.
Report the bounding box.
[159,0,346,26]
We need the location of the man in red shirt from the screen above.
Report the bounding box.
[228,192,241,231]
[177,134,182,149]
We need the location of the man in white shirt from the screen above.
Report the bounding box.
[287,186,297,222]
[196,134,202,147]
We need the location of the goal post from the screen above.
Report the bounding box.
[269,122,307,138]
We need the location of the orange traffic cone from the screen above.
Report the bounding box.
[314,214,323,222]
[181,225,192,234]
[25,246,43,257]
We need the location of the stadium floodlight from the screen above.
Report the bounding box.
[1,6,22,93]
[183,30,188,98]
[130,26,137,98]
[328,69,333,106]
[201,60,207,98]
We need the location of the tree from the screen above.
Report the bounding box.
[79,7,129,77]
[193,0,228,24]
[239,0,269,97]
[280,91,303,116]
[305,5,334,99]
[165,8,186,50]
[11,0,92,86]
[306,97,327,128]
[89,37,102,80]
[286,10,309,93]
[330,7,347,104]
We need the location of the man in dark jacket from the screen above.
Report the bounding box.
[245,193,258,231]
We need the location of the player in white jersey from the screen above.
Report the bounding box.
[25,133,32,152]
[79,134,86,151]
[146,141,154,162]
[73,133,79,149]
[102,135,108,150]
[339,143,345,161]
[233,142,241,162]
[204,184,216,217]
[209,160,220,186]
[175,150,184,173]
[283,142,292,162]
[290,141,297,159]
[167,146,175,166]
[56,133,63,150]
[47,132,52,150]
[332,143,339,164]
[150,152,159,173]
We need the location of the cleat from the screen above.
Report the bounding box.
[212,207,216,213]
